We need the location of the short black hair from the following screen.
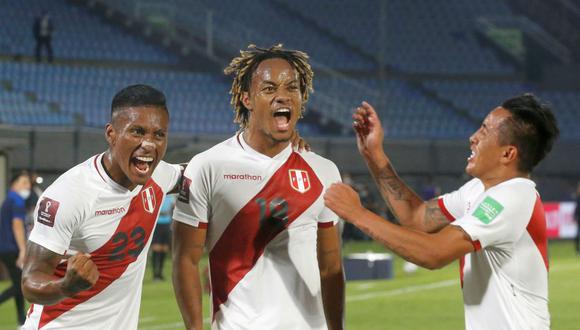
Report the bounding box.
[10,171,29,186]
[111,84,168,118]
[499,93,560,173]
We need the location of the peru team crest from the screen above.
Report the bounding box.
[289,169,311,193]
[141,186,156,214]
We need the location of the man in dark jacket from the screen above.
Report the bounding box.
[33,11,54,63]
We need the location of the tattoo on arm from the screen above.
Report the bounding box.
[454,225,471,240]
[373,164,414,221]
[376,164,411,201]
[21,242,69,304]
[423,199,450,232]
[359,223,418,263]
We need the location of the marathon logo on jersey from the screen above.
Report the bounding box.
[223,173,263,181]
[473,196,504,224]
[141,186,157,214]
[94,207,126,216]
[37,197,60,227]
[289,169,311,193]
[178,177,191,203]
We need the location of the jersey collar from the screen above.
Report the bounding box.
[483,177,536,192]
[94,153,142,193]
[236,132,293,161]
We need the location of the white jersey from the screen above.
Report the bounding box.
[438,178,550,330]
[173,133,341,330]
[24,154,181,330]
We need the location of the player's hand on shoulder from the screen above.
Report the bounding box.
[291,129,311,152]
[61,253,99,296]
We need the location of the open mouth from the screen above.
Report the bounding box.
[132,156,154,175]
[273,108,291,130]
[467,150,476,162]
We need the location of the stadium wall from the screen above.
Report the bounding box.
[1,127,578,201]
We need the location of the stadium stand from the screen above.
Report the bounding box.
[0,62,236,133]
[312,78,476,139]
[97,0,377,71]
[277,0,516,74]
[0,1,578,137]
[423,80,580,140]
[0,87,74,126]
[1,60,478,139]
[0,0,577,219]
[1,0,578,143]
[101,0,519,74]
[0,62,324,135]
[0,0,179,64]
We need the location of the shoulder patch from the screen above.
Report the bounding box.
[178,177,192,203]
[37,197,60,227]
[472,196,504,224]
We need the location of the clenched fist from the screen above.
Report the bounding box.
[324,183,366,223]
[61,253,99,297]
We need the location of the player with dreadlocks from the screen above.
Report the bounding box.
[224,44,314,128]
[172,44,345,330]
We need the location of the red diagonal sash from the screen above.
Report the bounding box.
[38,180,163,328]
[209,152,323,319]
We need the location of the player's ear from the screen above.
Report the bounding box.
[501,145,518,165]
[241,92,252,111]
[105,123,116,146]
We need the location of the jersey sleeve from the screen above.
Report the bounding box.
[317,160,342,227]
[451,183,536,250]
[172,156,210,228]
[11,195,27,221]
[153,161,182,193]
[439,178,480,221]
[28,186,84,255]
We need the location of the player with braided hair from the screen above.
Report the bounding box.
[173,44,344,330]
[224,44,314,128]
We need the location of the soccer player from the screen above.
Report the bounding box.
[20,85,182,329]
[324,94,559,329]
[172,45,345,330]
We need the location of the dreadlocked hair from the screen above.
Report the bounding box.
[224,44,314,128]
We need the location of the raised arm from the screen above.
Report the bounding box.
[172,221,207,330]
[353,102,448,233]
[22,242,99,305]
[317,225,344,330]
[324,184,474,270]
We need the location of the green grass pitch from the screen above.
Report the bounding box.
[1,240,578,329]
